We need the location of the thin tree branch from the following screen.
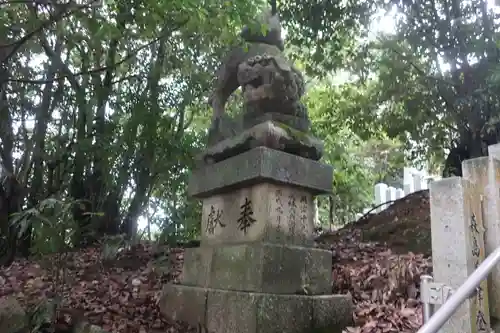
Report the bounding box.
[7,20,189,84]
[385,44,461,132]
[0,3,91,64]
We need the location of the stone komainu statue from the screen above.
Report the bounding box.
[206,6,308,145]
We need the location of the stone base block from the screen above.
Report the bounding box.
[159,284,353,333]
[199,182,316,246]
[188,146,333,199]
[181,243,332,295]
[198,121,324,166]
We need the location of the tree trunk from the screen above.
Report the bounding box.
[0,32,26,260]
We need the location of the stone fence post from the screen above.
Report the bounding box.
[429,151,498,332]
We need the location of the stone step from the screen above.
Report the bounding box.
[159,284,353,333]
[181,243,332,295]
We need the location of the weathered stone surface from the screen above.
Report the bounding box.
[159,284,208,327]
[242,112,310,133]
[493,317,500,333]
[199,121,323,165]
[241,293,311,333]
[237,54,304,108]
[429,177,491,333]
[486,145,500,320]
[311,295,353,333]
[207,288,261,333]
[206,113,243,147]
[462,155,500,320]
[181,244,331,294]
[160,285,353,333]
[199,182,315,246]
[208,39,303,139]
[181,247,214,287]
[0,296,27,333]
[189,147,332,199]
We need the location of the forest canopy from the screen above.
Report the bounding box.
[0,0,499,258]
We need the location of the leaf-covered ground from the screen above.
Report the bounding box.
[0,190,432,333]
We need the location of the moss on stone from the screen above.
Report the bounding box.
[274,121,312,144]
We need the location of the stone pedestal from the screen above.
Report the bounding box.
[160,146,353,333]
[197,120,325,166]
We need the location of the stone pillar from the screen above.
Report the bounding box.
[386,186,396,203]
[160,139,353,332]
[413,173,422,191]
[430,176,490,332]
[487,144,500,322]
[462,146,500,321]
[403,182,412,196]
[374,183,388,212]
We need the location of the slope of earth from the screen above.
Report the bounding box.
[0,190,433,333]
[316,190,431,256]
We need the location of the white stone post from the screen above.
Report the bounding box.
[413,173,422,191]
[386,186,396,205]
[403,182,412,196]
[374,183,388,212]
